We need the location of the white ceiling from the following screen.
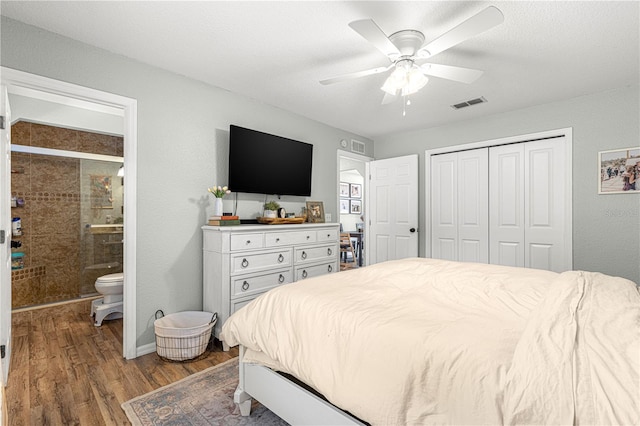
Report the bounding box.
[2,1,638,139]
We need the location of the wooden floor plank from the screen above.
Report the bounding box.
[6,298,234,425]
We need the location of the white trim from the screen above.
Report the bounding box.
[136,342,157,357]
[11,144,123,163]
[424,127,573,271]
[1,67,138,359]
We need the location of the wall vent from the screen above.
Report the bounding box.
[351,139,366,154]
[451,96,487,110]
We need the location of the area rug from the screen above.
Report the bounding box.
[122,357,288,425]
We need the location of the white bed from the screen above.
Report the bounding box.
[220,258,640,425]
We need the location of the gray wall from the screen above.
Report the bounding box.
[1,17,373,347]
[375,86,640,283]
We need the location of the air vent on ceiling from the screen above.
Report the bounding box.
[451,96,487,110]
[351,139,366,154]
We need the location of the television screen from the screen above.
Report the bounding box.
[228,125,313,196]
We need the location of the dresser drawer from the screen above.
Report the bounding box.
[231,249,292,274]
[231,269,292,299]
[295,262,337,281]
[230,233,264,251]
[265,230,316,247]
[316,228,339,243]
[230,297,254,316]
[295,243,338,264]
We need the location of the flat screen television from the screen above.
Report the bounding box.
[228,125,313,196]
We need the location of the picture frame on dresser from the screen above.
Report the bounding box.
[306,201,325,223]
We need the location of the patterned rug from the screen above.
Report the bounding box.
[122,357,288,425]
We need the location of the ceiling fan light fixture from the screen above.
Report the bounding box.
[381,61,428,96]
[402,67,428,96]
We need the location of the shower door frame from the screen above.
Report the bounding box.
[1,67,138,360]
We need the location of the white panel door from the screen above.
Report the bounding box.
[430,153,457,260]
[368,155,418,265]
[524,139,567,272]
[431,149,488,263]
[489,144,525,267]
[457,149,489,263]
[0,86,12,385]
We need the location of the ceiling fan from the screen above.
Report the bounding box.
[320,6,504,104]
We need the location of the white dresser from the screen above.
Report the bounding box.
[202,223,340,348]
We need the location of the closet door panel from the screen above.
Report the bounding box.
[430,153,457,260]
[525,139,566,272]
[489,144,525,267]
[458,148,489,263]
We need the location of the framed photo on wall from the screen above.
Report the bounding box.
[350,183,362,198]
[350,199,362,214]
[339,199,349,214]
[598,147,640,194]
[339,182,350,197]
[306,201,325,223]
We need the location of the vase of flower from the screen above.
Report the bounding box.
[207,185,231,217]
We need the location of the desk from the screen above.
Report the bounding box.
[346,231,363,267]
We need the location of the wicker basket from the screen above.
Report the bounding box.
[154,311,217,361]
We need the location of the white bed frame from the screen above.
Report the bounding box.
[234,346,365,425]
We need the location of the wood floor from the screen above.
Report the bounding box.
[5,299,239,425]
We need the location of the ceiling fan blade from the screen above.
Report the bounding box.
[320,65,392,85]
[419,63,483,84]
[381,91,397,105]
[349,19,402,58]
[418,6,504,58]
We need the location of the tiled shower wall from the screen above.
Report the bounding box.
[10,121,123,308]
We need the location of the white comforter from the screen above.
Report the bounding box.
[220,258,639,425]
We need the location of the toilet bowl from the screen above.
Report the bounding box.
[91,272,124,326]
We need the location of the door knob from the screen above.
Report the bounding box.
[409,228,416,233]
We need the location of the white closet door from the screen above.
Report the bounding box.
[431,149,488,262]
[489,144,525,267]
[524,139,566,272]
[458,149,489,263]
[431,153,457,260]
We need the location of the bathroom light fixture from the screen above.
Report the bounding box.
[117,165,124,177]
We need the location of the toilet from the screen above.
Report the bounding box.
[91,272,124,326]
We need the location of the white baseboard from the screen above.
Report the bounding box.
[136,342,156,357]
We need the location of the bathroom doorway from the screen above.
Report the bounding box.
[1,67,138,361]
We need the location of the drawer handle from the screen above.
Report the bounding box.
[328,265,333,273]
[242,281,250,291]
[302,270,308,278]
[306,235,310,240]
[241,258,249,268]
[276,237,280,243]
[327,233,330,237]
[327,248,332,256]
[279,274,285,283]
[277,254,285,263]
[245,240,251,245]
[301,251,307,260]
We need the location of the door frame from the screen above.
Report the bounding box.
[337,149,372,265]
[424,127,573,268]
[1,67,138,359]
